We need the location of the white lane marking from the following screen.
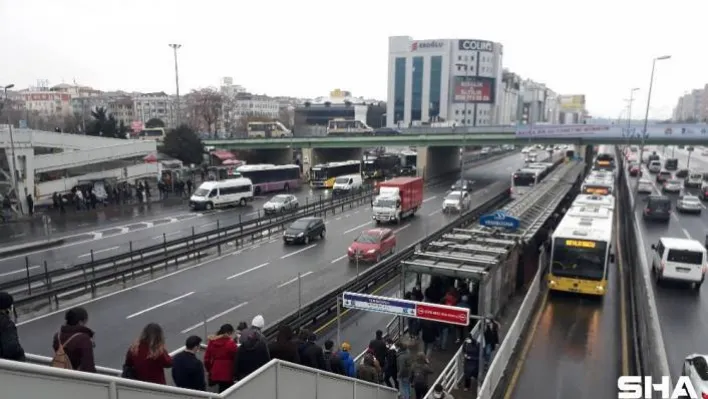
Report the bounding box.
[227,263,270,280]
[343,222,371,234]
[180,301,249,334]
[682,228,692,239]
[126,292,194,319]
[422,196,437,203]
[16,239,267,326]
[335,217,342,221]
[77,246,119,259]
[280,244,317,259]
[151,231,181,240]
[277,271,313,288]
[199,222,217,228]
[11,233,26,238]
[394,224,411,234]
[354,210,360,214]
[428,209,442,216]
[0,265,40,278]
[331,255,348,264]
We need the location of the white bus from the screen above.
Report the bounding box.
[247,121,292,138]
[548,203,615,296]
[511,168,541,199]
[581,176,615,196]
[326,119,374,136]
[572,194,615,211]
[235,164,301,195]
[188,177,254,210]
[136,128,166,142]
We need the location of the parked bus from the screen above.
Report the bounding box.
[362,154,402,180]
[136,128,166,142]
[510,168,541,199]
[326,119,374,136]
[235,164,301,195]
[548,201,615,296]
[398,150,417,176]
[247,121,292,138]
[310,160,361,189]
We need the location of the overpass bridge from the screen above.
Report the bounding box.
[0,127,157,213]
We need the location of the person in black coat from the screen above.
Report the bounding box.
[323,340,345,375]
[268,325,300,364]
[368,330,387,368]
[420,319,439,358]
[0,292,25,361]
[299,332,326,371]
[234,315,271,380]
[382,338,399,389]
[171,336,206,391]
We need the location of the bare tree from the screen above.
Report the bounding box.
[278,106,294,128]
[189,88,223,134]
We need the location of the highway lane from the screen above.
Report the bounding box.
[629,162,708,378]
[16,155,524,367]
[0,187,358,281]
[505,207,622,399]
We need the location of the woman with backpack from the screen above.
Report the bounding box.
[52,307,95,372]
[124,323,172,384]
[204,323,238,392]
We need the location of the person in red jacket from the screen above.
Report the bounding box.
[124,323,172,384]
[204,323,238,392]
[52,307,95,372]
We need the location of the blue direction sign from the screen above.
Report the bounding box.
[342,292,417,318]
[479,210,520,230]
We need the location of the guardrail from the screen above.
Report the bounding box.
[9,188,376,309]
[261,187,512,342]
[617,153,671,382]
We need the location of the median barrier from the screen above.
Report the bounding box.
[0,238,66,258]
[618,154,671,382]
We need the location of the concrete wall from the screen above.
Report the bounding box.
[301,148,364,178]
[416,146,461,180]
[231,149,294,166]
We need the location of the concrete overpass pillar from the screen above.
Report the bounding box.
[416,146,460,181]
[12,148,34,215]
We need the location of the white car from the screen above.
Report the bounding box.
[442,191,471,213]
[662,179,683,193]
[677,195,702,214]
[521,147,530,154]
[637,179,654,194]
[263,194,299,214]
[682,354,708,395]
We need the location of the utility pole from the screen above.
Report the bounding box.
[3,84,21,215]
[169,44,182,127]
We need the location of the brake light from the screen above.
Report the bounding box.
[702,392,708,399]
[644,208,651,213]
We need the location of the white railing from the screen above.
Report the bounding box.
[33,141,156,173]
[0,128,141,150]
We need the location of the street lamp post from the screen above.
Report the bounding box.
[3,83,20,213]
[633,55,671,211]
[169,44,182,126]
[626,88,640,148]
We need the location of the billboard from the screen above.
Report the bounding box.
[559,95,586,112]
[411,40,445,52]
[514,123,708,141]
[453,76,496,104]
[458,39,494,52]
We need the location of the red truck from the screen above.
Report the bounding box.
[372,177,424,224]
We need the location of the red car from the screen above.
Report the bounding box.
[628,163,641,177]
[347,228,397,263]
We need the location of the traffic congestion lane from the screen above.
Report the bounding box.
[628,169,708,378]
[15,180,471,366]
[506,226,622,399]
[0,187,352,280]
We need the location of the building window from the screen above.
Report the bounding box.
[411,56,424,122]
[394,57,406,123]
[429,56,442,120]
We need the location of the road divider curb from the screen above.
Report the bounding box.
[0,239,66,258]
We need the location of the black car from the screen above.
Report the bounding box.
[664,158,678,171]
[374,127,401,136]
[451,179,473,192]
[642,195,671,223]
[675,169,689,179]
[283,217,326,245]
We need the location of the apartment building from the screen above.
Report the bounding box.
[672,86,707,122]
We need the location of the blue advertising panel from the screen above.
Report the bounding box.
[342,292,416,317]
[479,210,520,230]
[515,123,708,141]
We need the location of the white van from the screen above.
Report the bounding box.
[685,172,703,188]
[332,174,363,194]
[648,160,662,173]
[651,237,706,289]
[189,178,254,210]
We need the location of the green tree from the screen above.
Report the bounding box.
[163,124,204,165]
[145,118,165,128]
[86,107,125,138]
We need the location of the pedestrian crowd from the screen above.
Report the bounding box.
[0,277,500,398]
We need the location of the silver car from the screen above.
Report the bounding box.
[677,195,702,214]
[662,179,682,193]
[637,179,654,194]
[263,194,299,214]
[682,354,708,395]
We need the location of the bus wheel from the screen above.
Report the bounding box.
[284,183,290,192]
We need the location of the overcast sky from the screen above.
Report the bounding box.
[0,0,704,120]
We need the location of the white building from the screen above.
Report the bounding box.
[498,70,521,125]
[133,92,177,128]
[386,36,504,127]
[672,88,707,122]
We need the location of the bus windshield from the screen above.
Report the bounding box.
[311,168,327,181]
[513,172,537,187]
[551,238,608,280]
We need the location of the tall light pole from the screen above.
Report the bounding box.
[169,44,182,127]
[626,87,640,131]
[633,55,671,211]
[3,84,19,208]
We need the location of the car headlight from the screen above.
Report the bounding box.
[347,247,353,252]
[367,249,376,254]
[297,232,304,237]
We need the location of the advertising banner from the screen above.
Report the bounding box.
[411,40,445,52]
[458,39,494,52]
[342,291,470,326]
[515,123,708,140]
[453,76,496,104]
[559,95,586,112]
